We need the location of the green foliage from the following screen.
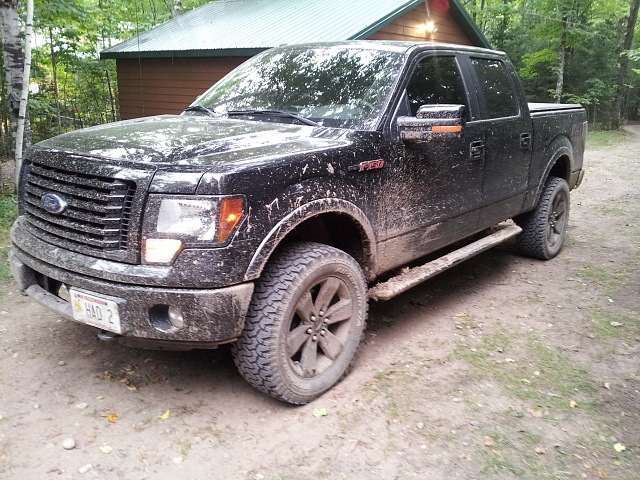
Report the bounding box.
[470,0,640,127]
[0,193,18,281]
[19,0,211,145]
[2,0,638,147]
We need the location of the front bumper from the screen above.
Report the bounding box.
[10,246,254,349]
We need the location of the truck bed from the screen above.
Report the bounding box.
[528,102,583,114]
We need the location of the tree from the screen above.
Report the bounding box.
[15,0,33,182]
[611,0,640,128]
[0,0,24,157]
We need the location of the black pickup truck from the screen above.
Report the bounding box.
[10,41,586,404]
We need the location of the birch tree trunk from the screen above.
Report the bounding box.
[555,16,568,103]
[15,0,34,183]
[0,0,23,159]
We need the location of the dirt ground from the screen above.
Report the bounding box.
[0,127,638,480]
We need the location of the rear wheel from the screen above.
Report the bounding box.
[515,176,570,260]
[232,242,367,404]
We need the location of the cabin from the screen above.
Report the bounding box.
[100,0,490,120]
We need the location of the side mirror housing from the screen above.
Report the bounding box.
[398,104,465,142]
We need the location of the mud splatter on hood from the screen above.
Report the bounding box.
[32,115,350,165]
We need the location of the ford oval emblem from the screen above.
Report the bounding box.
[41,193,68,215]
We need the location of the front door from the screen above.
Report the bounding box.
[378,54,486,271]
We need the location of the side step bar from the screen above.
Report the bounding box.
[368,224,522,301]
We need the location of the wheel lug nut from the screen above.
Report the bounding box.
[310,315,316,321]
[323,318,329,324]
[312,335,318,342]
[319,310,324,316]
[306,328,313,334]
[320,329,326,336]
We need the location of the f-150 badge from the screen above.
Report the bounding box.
[349,159,385,172]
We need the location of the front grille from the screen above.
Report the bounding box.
[24,162,137,252]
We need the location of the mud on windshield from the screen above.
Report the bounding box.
[190,46,406,130]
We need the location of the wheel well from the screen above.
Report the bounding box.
[548,154,571,182]
[284,213,374,280]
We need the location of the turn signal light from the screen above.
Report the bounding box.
[218,197,244,243]
[431,125,463,133]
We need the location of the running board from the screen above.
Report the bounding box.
[368,224,522,301]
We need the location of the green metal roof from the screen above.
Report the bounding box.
[100,0,490,60]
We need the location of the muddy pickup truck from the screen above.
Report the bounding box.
[10,41,586,403]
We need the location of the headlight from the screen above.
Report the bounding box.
[142,195,245,264]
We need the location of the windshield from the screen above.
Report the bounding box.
[188,45,406,130]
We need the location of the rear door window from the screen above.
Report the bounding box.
[471,58,519,119]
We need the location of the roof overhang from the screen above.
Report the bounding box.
[100,0,490,61]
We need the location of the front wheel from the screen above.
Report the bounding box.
[515,176,570,260]
[232,242,368,404]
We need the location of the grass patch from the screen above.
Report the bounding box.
[576,265,630,297]
[454,330,595,410]
[0,192,17,242]
[589,307,640,338]
[0,193,17,282]
[592,205,627,217]
[586,128,632,148]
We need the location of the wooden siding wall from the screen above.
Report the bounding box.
[117,57,250,119]
[366,2,472,45]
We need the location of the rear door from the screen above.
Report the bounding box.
[465,56,532,227]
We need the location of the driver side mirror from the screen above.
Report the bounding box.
[397,104,465,142]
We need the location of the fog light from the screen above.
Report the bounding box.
[149,305,184,333]
[168,306,184,329]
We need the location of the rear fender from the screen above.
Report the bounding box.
[527,135,573,209]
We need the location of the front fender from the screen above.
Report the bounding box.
[244,198,377,281]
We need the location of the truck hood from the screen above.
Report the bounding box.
[32,115,350,165]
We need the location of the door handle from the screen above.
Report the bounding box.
[470,141,484,161]
[520,133,531,150]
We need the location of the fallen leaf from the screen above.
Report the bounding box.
[613,443,626,453]
[456,312,467,318]
[603,382,610,389]
[535,447,545,454]
[521,378,531,384]
[313,408,328,417]
[99,446,113,454]
[505,358,515,363]
[570,400,577,408]
[610,321,622,327]
[127,384,137,392]
[159,410,170,420]
[484,439,494,447]
[107,412,119,423]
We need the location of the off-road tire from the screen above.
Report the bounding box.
[515,176,570,260]
[232,242,368,404]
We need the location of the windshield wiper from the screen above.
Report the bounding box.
[227,109,319,127]
[183,105,220,117]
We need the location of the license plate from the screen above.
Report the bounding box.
[69,288,122,334]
